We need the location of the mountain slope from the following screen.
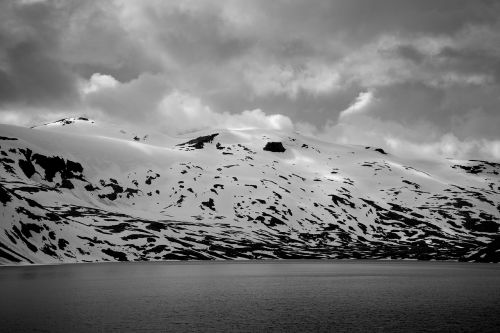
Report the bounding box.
[1,119,499,264]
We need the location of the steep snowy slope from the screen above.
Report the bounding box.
[1,118,499,264]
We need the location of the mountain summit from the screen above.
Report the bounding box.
[0,119,499,264]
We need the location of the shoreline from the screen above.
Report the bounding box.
[3,257,495,269]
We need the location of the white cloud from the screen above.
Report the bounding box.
[83,73,169,122]
[227,109,294,131]
[314,112,500,161]
[82,73,119,94]
[80,72,295,134]
[339,91,374,118]
[338,32,494,89]
[0,111,32,126]
[157,91,294,133]
[384,134,500,161]
[243,63,341,98]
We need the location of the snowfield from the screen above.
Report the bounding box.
[0,117,499,264]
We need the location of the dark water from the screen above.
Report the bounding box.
[1,260,499,332]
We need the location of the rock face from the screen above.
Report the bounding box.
[177,134,219,150]
[263,142,286,153]
[0,122,499,264]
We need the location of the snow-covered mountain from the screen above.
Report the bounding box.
[1,117,499,264]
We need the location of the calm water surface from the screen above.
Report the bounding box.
[0,260,499,332]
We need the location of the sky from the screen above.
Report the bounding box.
[1,0,500,160]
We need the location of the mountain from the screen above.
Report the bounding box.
[0,118,499,264]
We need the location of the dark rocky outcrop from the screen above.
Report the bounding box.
[177,133,219,149]
[201,198,216,211]
[463,237,500,263]
[102,248,128,261]
[263,142,286,153]
[0,185,12,205]
[18,149,36,178]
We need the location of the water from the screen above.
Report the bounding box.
[0,260,499,332]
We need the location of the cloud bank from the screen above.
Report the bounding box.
[1,0,500,160]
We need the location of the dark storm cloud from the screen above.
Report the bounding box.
[393,45,426,64]
[0,0,161,109]
[0,0,79,106]
[143,5,254,65]
[5,40,78,105]
[1,0,500,159]
[320,0,499,37]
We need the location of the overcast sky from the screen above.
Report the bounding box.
[1,0,500,160]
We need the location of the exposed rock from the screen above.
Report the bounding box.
[374,148,387,155]
[0,185,12,205]
[177,133,219,149]
[263,142,286,153]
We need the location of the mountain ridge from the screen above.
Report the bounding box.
[0,118,499,264]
